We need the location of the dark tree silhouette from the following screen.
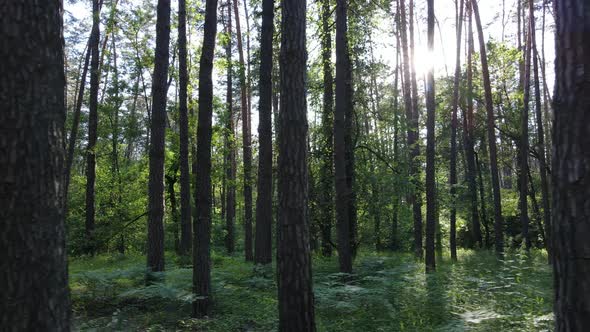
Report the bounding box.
[1,1,71,329]
[552,0,590,329]
[147,0,171,275]
[276,0,316,330]
[193,0,218,317]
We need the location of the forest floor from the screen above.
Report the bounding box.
[71,249,553,331]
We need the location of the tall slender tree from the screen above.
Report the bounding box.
[530,0,551,260]
[335,0,353,274]
[398,0,422,259]
[65,36,92,206]
[463,0,481,248]
[552,0,590,329]
[85,0,101,255]
[224,0,237,254]
[1,1,71,329]
[472,0,503,256]
[424,0,436,272]
[233,0,254,261]
[277,0,316,329]
[254,0,275,265]
[178,0,192,256]
[193,0,218,317]
[146,0,171,275]
[519,11,532,250]
[449,0,464,260]
[318,0,334,258]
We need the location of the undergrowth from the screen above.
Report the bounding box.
[70,249,552,331]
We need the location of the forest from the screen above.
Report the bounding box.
[1,0,589,331]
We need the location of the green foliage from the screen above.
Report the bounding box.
[71,250,552,331]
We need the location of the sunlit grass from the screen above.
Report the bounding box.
[70,248,552,331]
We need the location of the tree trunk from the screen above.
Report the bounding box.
[178,0,193,256]
[224,0,236,254]
[530,0,551,260]
[85,0,101,255]
[399,0,422,259]
[425,0,436,272]
[233,0,254,262]
[193,0,218,317]
[277,0,316,330]
[552,0,590,329]
[472,0,504,256]
[519,2,532,251]
[166,170,179,252]
[449,0,464,261]
[335,0,353,274]
[65,37,92,207]
[147,0,170,276]
[1,1,71,328]
[463,0,482,248]
[390,25,401,251]
[254,0,274,265]
[409,0,423,260]
[318,0,334,258]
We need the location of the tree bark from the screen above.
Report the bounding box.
[0,1,71,328]
[178,0,193,256]
[335,0,353,274]
[530,0,551,260]
[85,0,101,255]
[277,0,316,330]
[519,2,532,251]
[449,0,464,261]
[224,0,236,254]
[463,0,482,248]
[318,0,334,258]
[233,0,254,262]
[472,0,504,256]
[552,0,590,329]
[193,0,218,317]
[399,0,422,259]
[425,0,436,272]
[147,0,171,275]
[409,0,423,260]
[254,0,275,265]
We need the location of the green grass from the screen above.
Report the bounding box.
[70,249,553,331]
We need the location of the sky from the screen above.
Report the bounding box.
[65,0,556,135]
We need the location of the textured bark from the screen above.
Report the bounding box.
[319,0,334,258]
[449,0,464,261]
[335,0,353,274]
[85,0,101,255]
[519,3,532,250]
[424,0,436,272]
[193,0,218,317]
[254,0,274,265]
[224,0,236,254]
[147,0,170,275]
[233,0,254,262]
[0,1,71,329]
[472,0,503,256]
[552,0,590,330]
[463,1,482,248]
[530,0,551,260]
[178,0,193,256]
[277,0,316,330]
